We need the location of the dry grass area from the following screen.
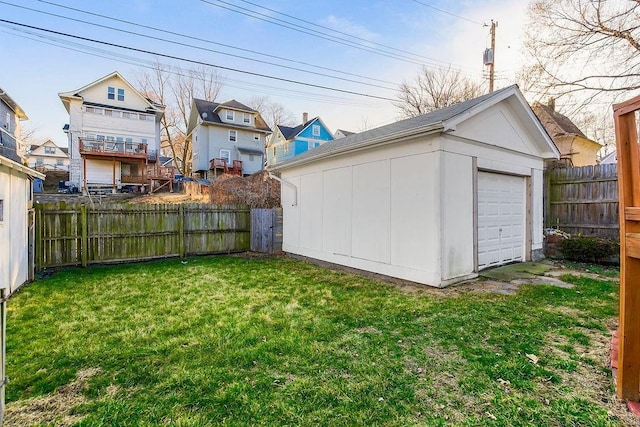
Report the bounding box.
[5,368,100,427]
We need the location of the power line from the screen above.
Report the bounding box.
[200,0,479,75]
[33,0,398,87]
[2,26,384,108]
[0,1,397,92]
[0,18,397,102]
[234,0,463,68]
[409,0,483,25]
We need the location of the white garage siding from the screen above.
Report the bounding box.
[276,85,559,287]
[477,172,526,269]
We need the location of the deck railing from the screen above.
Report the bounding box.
[79,138,148,159]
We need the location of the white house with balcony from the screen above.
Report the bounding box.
[59,71,167,192]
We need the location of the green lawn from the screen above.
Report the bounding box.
[5,256,627,426]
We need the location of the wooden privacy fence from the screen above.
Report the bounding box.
[545,163,619,240]
[35,202,251,269]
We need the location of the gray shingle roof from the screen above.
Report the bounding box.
[193,98,270,131]
[273,85,516,170]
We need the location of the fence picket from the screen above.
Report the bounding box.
[35,202,251,269]
[545,163,619,239]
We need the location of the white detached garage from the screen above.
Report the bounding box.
[272,85,559,287]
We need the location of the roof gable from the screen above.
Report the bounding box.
[277,117,333,141]
[189,98,270,133]
[58,71,164,114]
[272,85,559,170]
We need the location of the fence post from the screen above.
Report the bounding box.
[178,204,185,258]
[34,203,42,272]
[81,204,88,267]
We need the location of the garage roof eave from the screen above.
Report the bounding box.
[0,155,45,179]
[272,122,444,171]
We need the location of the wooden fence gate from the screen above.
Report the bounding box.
[251,208,283,254]
[613,95,640,401]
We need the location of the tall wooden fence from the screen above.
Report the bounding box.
[545,163,619,240]
[35,202,251,269]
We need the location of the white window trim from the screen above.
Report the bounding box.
[226,110,234,121]
[243,113,251,124]
[229,130,237,142]
[312,124,320,136]
[220,149,231,166]
[253,133,260,141]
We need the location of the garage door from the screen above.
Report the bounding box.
[86,159,119,185]
[477,172,525,270]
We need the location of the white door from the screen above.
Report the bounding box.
[477,172,525,270]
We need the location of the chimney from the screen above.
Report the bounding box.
[302,112,308,123]
[547,97,555,111]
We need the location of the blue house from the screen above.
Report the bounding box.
[266,114,334,166]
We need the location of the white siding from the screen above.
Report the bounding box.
[440,152,475,281]
[0,165,31,292]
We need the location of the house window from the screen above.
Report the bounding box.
[56,159,64,166]
[45,146,56,154]
[284,143,289,154]
[141,138,148,144]
[0,200,3,222]
[97,135,106,141]
[312,124,320,136]
[220,149,231,166]
[5,113,10,132]
[36,158,43,165]
[125,138,133,143]
[116,137,124,143]
[226,110,234,121]
[243,113,251,124]
[253,133,260,141]
[272,147,276,157]
[229,130,237,142]
[117,88,125,101]
[107,86,115,100]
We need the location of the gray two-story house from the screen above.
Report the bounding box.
[187,99,271,180]
[0,87,28,163]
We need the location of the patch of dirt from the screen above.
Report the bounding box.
[127,193,208,205]
[5,367,101,427]
[540,329,638,426]
[208,171,281,208]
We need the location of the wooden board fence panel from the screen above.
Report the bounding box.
[35,202,251,269]
[545,163,619,239]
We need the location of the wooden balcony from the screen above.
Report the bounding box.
[209,158,243,176]
[79,138,148,160]
[147,164,175,179]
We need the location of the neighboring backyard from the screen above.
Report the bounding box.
[5,256,632,426]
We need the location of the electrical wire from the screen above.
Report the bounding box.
[200,0,479,75]
[233,0,467,68]
[0,1,398,92]
[409,0,483,25]
[32,0,399,87]
[0,18,397,102]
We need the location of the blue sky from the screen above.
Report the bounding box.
[0,0,527,147]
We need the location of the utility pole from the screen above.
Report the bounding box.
[489,20,496,92]
[483,20,498,93]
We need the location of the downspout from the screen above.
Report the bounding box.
[267,171,297,206]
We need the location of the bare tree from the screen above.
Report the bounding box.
[247,95,296,129]
[136,61,224,175]
[394,66,484,118]
[522,0,640,105]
